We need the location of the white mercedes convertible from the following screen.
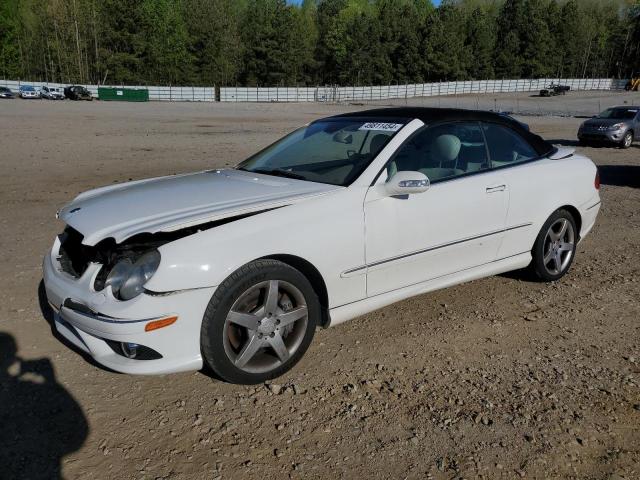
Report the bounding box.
[43,108,601,383]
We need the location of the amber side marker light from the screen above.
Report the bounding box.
[145,316,178,332]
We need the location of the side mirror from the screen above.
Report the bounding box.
[385,171,430,196]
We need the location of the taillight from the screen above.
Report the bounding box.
[594,170,600,190]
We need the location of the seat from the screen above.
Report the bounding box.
[428,134,462,168]
[384,136,420,178]
[490,149,519,167]
[387,133,464,180]
[458,144,489,172]
[369,134,389,156]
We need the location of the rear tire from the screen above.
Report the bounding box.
[530,209,578,282]
[200,259,319,384]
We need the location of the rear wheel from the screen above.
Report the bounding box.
[201,259,319,384]
[530,209,577,282]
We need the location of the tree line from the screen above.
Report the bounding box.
[1,0,639,87]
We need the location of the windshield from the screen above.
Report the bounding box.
[21,86,35,91]
[597,108,638,120]
[0,87,9,92]
[237,118,406,186]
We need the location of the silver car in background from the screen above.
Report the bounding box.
[0,86,15,99]
[578,106,639,149]
[18,85,40,99]
[40,86,65,100]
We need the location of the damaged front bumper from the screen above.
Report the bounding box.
[43,237,215,374]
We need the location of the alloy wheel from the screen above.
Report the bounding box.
[542,218,575,276]
[222,280,308,374]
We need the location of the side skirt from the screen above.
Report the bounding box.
[327,252,532,327]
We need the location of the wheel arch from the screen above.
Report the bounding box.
[556,204,582,239]
[260,254,331,328]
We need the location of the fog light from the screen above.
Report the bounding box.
[121,342,139,359]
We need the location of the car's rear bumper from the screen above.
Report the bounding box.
[43,239,215,374]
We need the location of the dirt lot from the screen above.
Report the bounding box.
[0,93,638,480]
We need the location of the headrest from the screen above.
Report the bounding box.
[370,134,389,155]
[433,134,461,162]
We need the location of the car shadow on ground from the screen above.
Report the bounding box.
[598,165,640,188]
[499,268,541,283]
[0,331,88,479]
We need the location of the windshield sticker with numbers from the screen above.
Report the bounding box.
[358,122,403,132]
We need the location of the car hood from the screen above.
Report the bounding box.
[59,169,341,246]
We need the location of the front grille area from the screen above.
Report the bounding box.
[580,133,610,141]
[58,227,94,277]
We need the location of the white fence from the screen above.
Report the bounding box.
[220,78,629,102]
[1,77,630,103]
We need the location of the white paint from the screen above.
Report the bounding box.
[43,117,601,375]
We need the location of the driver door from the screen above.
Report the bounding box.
[364,122,509,296]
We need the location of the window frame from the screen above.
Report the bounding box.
[372,120,495,186]
[480,120,549,172]
[373,119,551,186]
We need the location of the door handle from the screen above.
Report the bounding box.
[486,184,506,193]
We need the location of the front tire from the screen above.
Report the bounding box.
[530,209,577,282]
[201,259,319,384]
[620,131,633,149]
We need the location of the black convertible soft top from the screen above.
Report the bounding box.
[328,107,554,156]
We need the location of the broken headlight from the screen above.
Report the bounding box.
[104,250,161,301]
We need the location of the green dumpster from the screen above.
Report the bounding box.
[98,87,149,102]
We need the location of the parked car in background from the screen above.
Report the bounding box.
[18,85,40,99]
[64,85,93,101]
[41,86,65,100]
[539,83,571,97]
[0,86,15,99]
[44,107,601,384]
[578,106,639,149]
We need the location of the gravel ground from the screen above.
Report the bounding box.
[0,93,638,480]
